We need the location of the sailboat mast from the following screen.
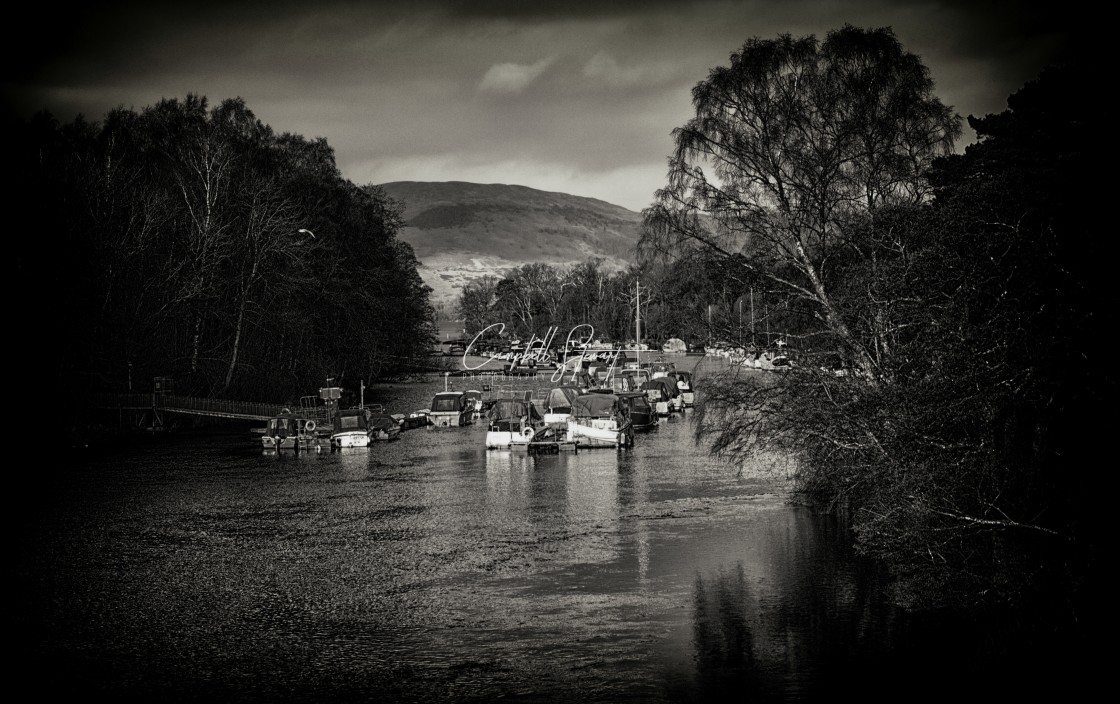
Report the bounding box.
[635,279,641,367]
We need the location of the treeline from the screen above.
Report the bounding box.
[457,257,796,349]
[458,262,643,344]
[11,95,434,407]
[640,26,1105,621]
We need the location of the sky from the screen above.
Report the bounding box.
[3,0,1083,212]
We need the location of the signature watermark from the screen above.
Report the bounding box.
[461,323,650,384]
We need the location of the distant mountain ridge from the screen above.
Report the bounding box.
[379,181,641,309]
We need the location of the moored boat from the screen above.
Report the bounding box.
[641,378,679,416]
[331,409,372,449]
[656,376,684,412]
[368,411,401,441]
[568,392,633,448]
[262,410,321,451]
[429,391,473,428]
[617,391,657,430]
[620,368,651,394]
[542,386,581,428]
[486,398,544,449]
[462,389,484,414]
[402,409,430,429]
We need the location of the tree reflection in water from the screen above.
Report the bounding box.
[689,565,760,700]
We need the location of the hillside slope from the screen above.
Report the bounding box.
[379,181,641,309]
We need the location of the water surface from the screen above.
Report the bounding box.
[12,375,1089,701]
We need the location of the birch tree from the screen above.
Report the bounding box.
[641,25,960,385]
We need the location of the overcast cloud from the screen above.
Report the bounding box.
[3,0,1083,211]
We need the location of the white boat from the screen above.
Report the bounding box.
[542,386,581,428]
[485,398,543,449]
[567,392,633,448]
[429,391,473,428]
[331,409,372,448]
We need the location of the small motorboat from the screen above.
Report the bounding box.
[331,409,372,449]
[567,392,633,448]
[485,398,544,449]
[368,411,401,441]
[429,391,473,428]
[262,410,320,452]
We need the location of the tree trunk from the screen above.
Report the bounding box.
[796,240,882,387]
[220,291,247,394]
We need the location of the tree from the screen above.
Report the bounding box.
[458,275,500,336]
[641,25,960,384]
[697,56,1101,615]
[12,95,435,410]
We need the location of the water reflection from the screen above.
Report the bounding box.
[689,565,758,700]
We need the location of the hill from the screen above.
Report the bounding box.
[379,181,642,310]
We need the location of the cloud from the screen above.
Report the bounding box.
[478,56,556,93]
[581,50,680,88]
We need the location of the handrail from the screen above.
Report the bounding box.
[87,393,290,421]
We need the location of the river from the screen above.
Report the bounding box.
[11,365,1092,702]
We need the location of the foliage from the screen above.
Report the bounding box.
[640,25,960,382]
[663,30,1093,617]
[11,95,434,407]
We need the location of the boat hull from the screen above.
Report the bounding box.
[430,411,470,428]
[262,434,318,451]
[487,425,541,449]
[568,420,628,448]
[331,431,371,449]
[543,412,571,426]
[486,430,515,449]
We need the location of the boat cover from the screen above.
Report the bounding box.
[368,413,398,431]
[641,377,679,400]
[334,411,368,431]
[544,386,581,412]
[617,391,653,413]
[572,393,621,418]
[488,398,542,423]
[431,392,465,412]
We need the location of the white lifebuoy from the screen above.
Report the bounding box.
[522,426,535,440]
[305,420,316,432]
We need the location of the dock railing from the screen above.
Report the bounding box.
[89,393,289,422]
